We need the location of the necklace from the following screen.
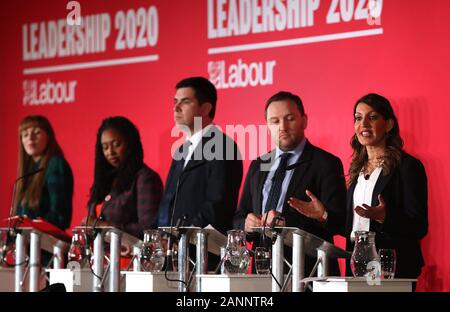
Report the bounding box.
[363,157,385,178]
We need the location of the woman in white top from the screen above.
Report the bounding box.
[285,93,427,279]
[344,93,428,279]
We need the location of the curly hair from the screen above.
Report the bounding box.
[88,116,144,205]
[348,93,404,186]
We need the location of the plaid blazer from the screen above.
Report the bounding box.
[89,164,163,238]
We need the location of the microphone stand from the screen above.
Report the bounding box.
[162,142,195,291]
[85,198,110,284]
[91,201,109,238]
[259,160,296,290]
[4,168,44,264]
[163,178,189,290]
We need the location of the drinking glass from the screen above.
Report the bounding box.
[379,249,396,279]
[67,228,91,268]
[254,247,270,275]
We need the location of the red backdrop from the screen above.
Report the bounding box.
[1,0,449,291]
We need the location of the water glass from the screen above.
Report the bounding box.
[379,249,396,279]
[254,247,270,275]
[67,228,91,267]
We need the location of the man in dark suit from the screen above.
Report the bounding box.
[157,77,243,235]
[234,91,346,276]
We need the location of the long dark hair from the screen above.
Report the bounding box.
[348,93,404,186]
[88,116,144,205]
[14,115,64,212]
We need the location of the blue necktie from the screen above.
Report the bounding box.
[157,140,191,226]
[264,153,292,213]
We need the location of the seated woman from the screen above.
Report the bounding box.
[84,116,163,239]
[13,115,73,231]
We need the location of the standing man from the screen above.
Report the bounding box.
[157,77,243,235]
[234,91,346,276]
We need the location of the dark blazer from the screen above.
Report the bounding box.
[159,125,243,234]
[234,140,347,275]
[345,152,428,278]
[89,164,163,239]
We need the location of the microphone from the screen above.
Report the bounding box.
[166,214,187,257]
[269,216,283,245]
[8,168,44,224]
[260,156,297,246]
[174,214,187,236]
[91,196,110,232]
[165,177,183,260]
[162,141,194,288]
[2,168,44,265]
[269,215,282,230]
[166,160,193,253]
[165,139,193,235]
[6,168,44,240]
[83,195,112,282]
[163,173,189,288]
[86,195,111,250]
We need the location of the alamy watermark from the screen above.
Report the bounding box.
[66,1,82,26]
[171,117,277,171]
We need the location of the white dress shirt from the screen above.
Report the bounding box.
[351,166,382,240]
[183,124,213,168]
[262,138,307,213]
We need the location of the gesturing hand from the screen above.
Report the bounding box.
[287,190,327,222]
[354,194,386,223]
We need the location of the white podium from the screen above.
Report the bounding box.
[252,226,351,292]
[159,225,227,292]
[0,268,16,292]
[122,271,178,292]
[0,267,47,292]
[46,268,128,292]
[312,277,416,292]
[1,217,70,292]
[46,226,142,292]
[198,274,272,292]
